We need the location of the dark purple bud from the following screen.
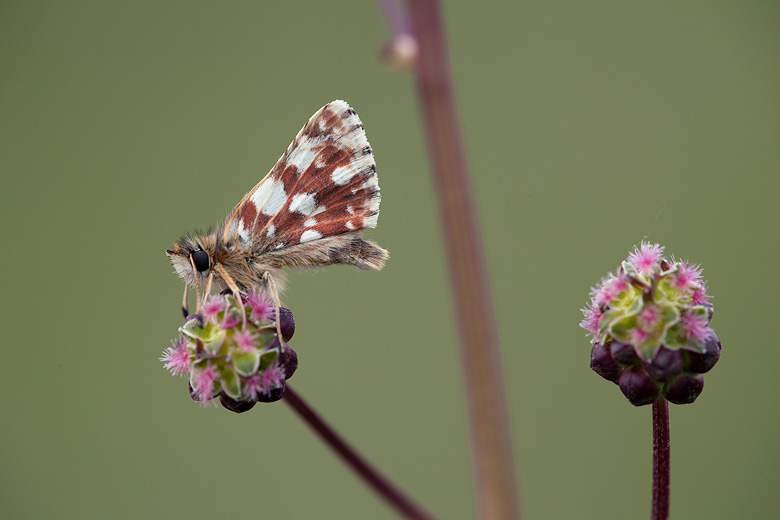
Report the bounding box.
[256,385,285,403]
[664,374,704,405]
[219,393,257,413]
[279,345,298,380]
[619,367,662,406]
[610,341,640,366]
[591,342,623,383]
[276,307,295,341]
[684,335,721,374]
[644,346,684,382]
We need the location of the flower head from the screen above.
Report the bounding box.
[162,292,297,413]
[581,243,720,406]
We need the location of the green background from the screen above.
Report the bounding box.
[2,2,778,519]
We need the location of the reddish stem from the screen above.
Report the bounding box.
[651,398,671,520]
[405,1,520,519]
[283,385,439,520]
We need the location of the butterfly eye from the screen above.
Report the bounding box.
[191,250,210,272]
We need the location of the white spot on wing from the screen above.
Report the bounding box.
[364,214,379,228]
[360,173,381,228]
[345,221,355,230]
[303,217,317,227]
[300,229,322,243]
[261,180,287,216]
[238,219,250,242]
[249,175,276,211]
[331,164,359,186]
[287,135,318,173]
[266,223,276,237]
[361,175,379,191]
[289,193,317,215]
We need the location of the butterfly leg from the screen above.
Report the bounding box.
[188,255,204,316]
[214,264,248,329]
[201,271,214,304]
[262,271,286,353]
[181,284,189,318]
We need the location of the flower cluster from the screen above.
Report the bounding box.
[580,242,721,406]
[161,289,297,413]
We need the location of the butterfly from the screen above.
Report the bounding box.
[166,100,388,319]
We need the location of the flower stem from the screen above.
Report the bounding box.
[283,385,439,520]
[403,1,521,519]
[651,398,670,520]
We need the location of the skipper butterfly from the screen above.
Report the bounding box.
[166,100,388,317]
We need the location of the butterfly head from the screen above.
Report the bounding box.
[165,234,217,288]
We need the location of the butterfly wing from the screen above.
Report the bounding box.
[224,100,381,254]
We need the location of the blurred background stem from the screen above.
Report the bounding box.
[381,1,522,518]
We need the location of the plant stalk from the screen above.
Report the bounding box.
[283,385,439,520]
[651,398,670,520]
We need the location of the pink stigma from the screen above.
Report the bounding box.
[681,311,710,342]
[690,285,712,306]
[580,304,602,337]
[234,330,258,352]
[193,364,220,401]
[244,374,263,401]
[630,327,650,344]
[594,275,618,306]
[246,289,274,322]
[161,337,191,376]
[639,306,660,327]
[260,363,285,394]
[672,261,704,290]
[202,296,226,322]
[628,242,665,276]
[220,310,241,330]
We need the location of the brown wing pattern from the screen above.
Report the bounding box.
[224,101,380,253]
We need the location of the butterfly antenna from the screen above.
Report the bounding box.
[214,264,247,329]
[262,271,286,353]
